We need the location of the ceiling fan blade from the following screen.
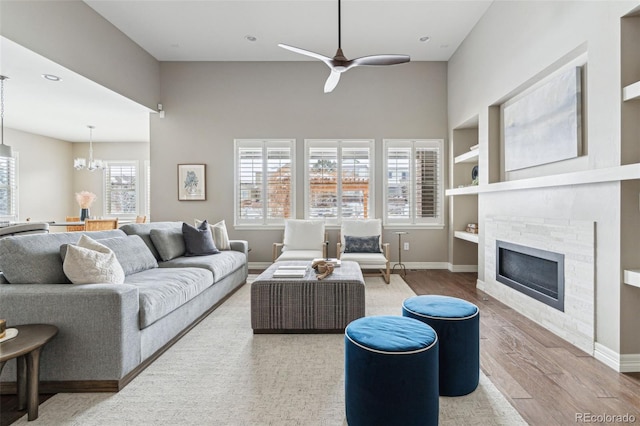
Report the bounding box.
[324,70,341,93]
[278,44,333,65]
[349,54,411,68]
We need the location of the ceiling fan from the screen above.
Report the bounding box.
[278,0,410,93]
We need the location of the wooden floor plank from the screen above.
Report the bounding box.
[402,270,640,426]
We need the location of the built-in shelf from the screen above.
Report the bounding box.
[624,269,640,288]
[454,231,479,244]
[454,149,479,164]
[623,81,640,101]
[446,185,480,196]
[446,163,640,197]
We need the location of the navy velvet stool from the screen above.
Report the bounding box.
[402,295,480,396]
[344,315,439,426]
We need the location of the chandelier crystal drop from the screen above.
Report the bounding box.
[74,125,103,171]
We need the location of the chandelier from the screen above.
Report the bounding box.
[74,125,103,171]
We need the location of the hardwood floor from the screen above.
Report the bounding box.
[2,270,638,425]
[403,269,640,426]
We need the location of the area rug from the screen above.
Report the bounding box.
[16,275,526,425]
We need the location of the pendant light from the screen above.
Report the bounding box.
[0,75,12,158]
[74,125,103,171]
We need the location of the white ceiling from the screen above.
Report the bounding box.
[1,0,493,143]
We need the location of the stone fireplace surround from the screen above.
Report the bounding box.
[481,216,595,354]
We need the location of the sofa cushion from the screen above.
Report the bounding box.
[124,267,214,328]
[60,235,158,276]
[63,235,125,284]
[0,229,126,284]
[195,219,231,250]
[120,222,183,260]
[159,250,246,282]
[150,228,186,261]
[182,221,219,256]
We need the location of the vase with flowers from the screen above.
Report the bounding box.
[75,191,96,221]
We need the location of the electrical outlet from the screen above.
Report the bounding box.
[403,242,409,251]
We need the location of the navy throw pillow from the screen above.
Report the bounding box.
[182,220,220,256]
[344,235,381,253]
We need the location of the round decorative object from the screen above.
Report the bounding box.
[471,165,479,181]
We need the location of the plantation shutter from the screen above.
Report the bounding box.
[383,140,443,226]
[385,147,411,220]
[341,146,371,219]
[307,146,338,220]
[0,156,16,218]
[266,146,292,221]
[236,140,294,225]
[105,162,137,215]
[415,145,440,219]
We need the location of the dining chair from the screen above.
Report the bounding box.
[66,216,85,232]
[84,218,119,231]
[135,215,147,223]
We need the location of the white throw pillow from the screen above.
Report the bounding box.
[282,220,325,252]
[195,219,231,250]
[63,235,125,284]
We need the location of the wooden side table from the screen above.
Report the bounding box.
[0,324,58,421]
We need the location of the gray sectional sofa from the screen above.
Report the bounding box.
[0,221,248,392]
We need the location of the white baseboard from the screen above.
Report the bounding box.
[248,262,272,269]
[447,264,479,273]
[594,343,640,372]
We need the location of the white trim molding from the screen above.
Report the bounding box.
[594,343,640,373]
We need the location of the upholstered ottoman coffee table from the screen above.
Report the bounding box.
[251,261,365,333]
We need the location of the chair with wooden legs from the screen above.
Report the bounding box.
[135,215,147,223]
[84,218,118,231]
[337,219,391,284]
[66,216,84,232]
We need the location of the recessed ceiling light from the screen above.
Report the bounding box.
[419,36,430,43]
[245,35,257,42]
[42,74,61,82]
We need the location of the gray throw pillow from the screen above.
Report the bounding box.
[150,228,186,261]
[182,221,220,256]
[344,235,381,253]
[61,235,158,276]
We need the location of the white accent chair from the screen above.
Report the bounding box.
[273,219,327,262]
[337,219,390,284]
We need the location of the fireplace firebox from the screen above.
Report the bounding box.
[495,240,565,311]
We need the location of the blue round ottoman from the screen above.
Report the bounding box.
[402,295,480,396]
[345,315,439,426]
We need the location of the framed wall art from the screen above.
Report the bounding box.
[503,66,583,171]
[178,164,206,201]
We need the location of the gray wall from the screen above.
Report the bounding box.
[150,61,449,265]
[448,1,640,355]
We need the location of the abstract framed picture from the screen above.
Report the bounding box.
[178,164,206,201]
[503,66,583,171]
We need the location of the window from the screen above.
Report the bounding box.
[235,139,295,226]
[104,161,138,217]
[0,154,17,221]
[383,139,443,227]
[305,140,373,224]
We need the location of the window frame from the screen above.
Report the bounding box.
[304,139,375,225]
[103,160,140,219]
[0,153,18,222]
[382,139,444,229]
[234,139,296,229]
